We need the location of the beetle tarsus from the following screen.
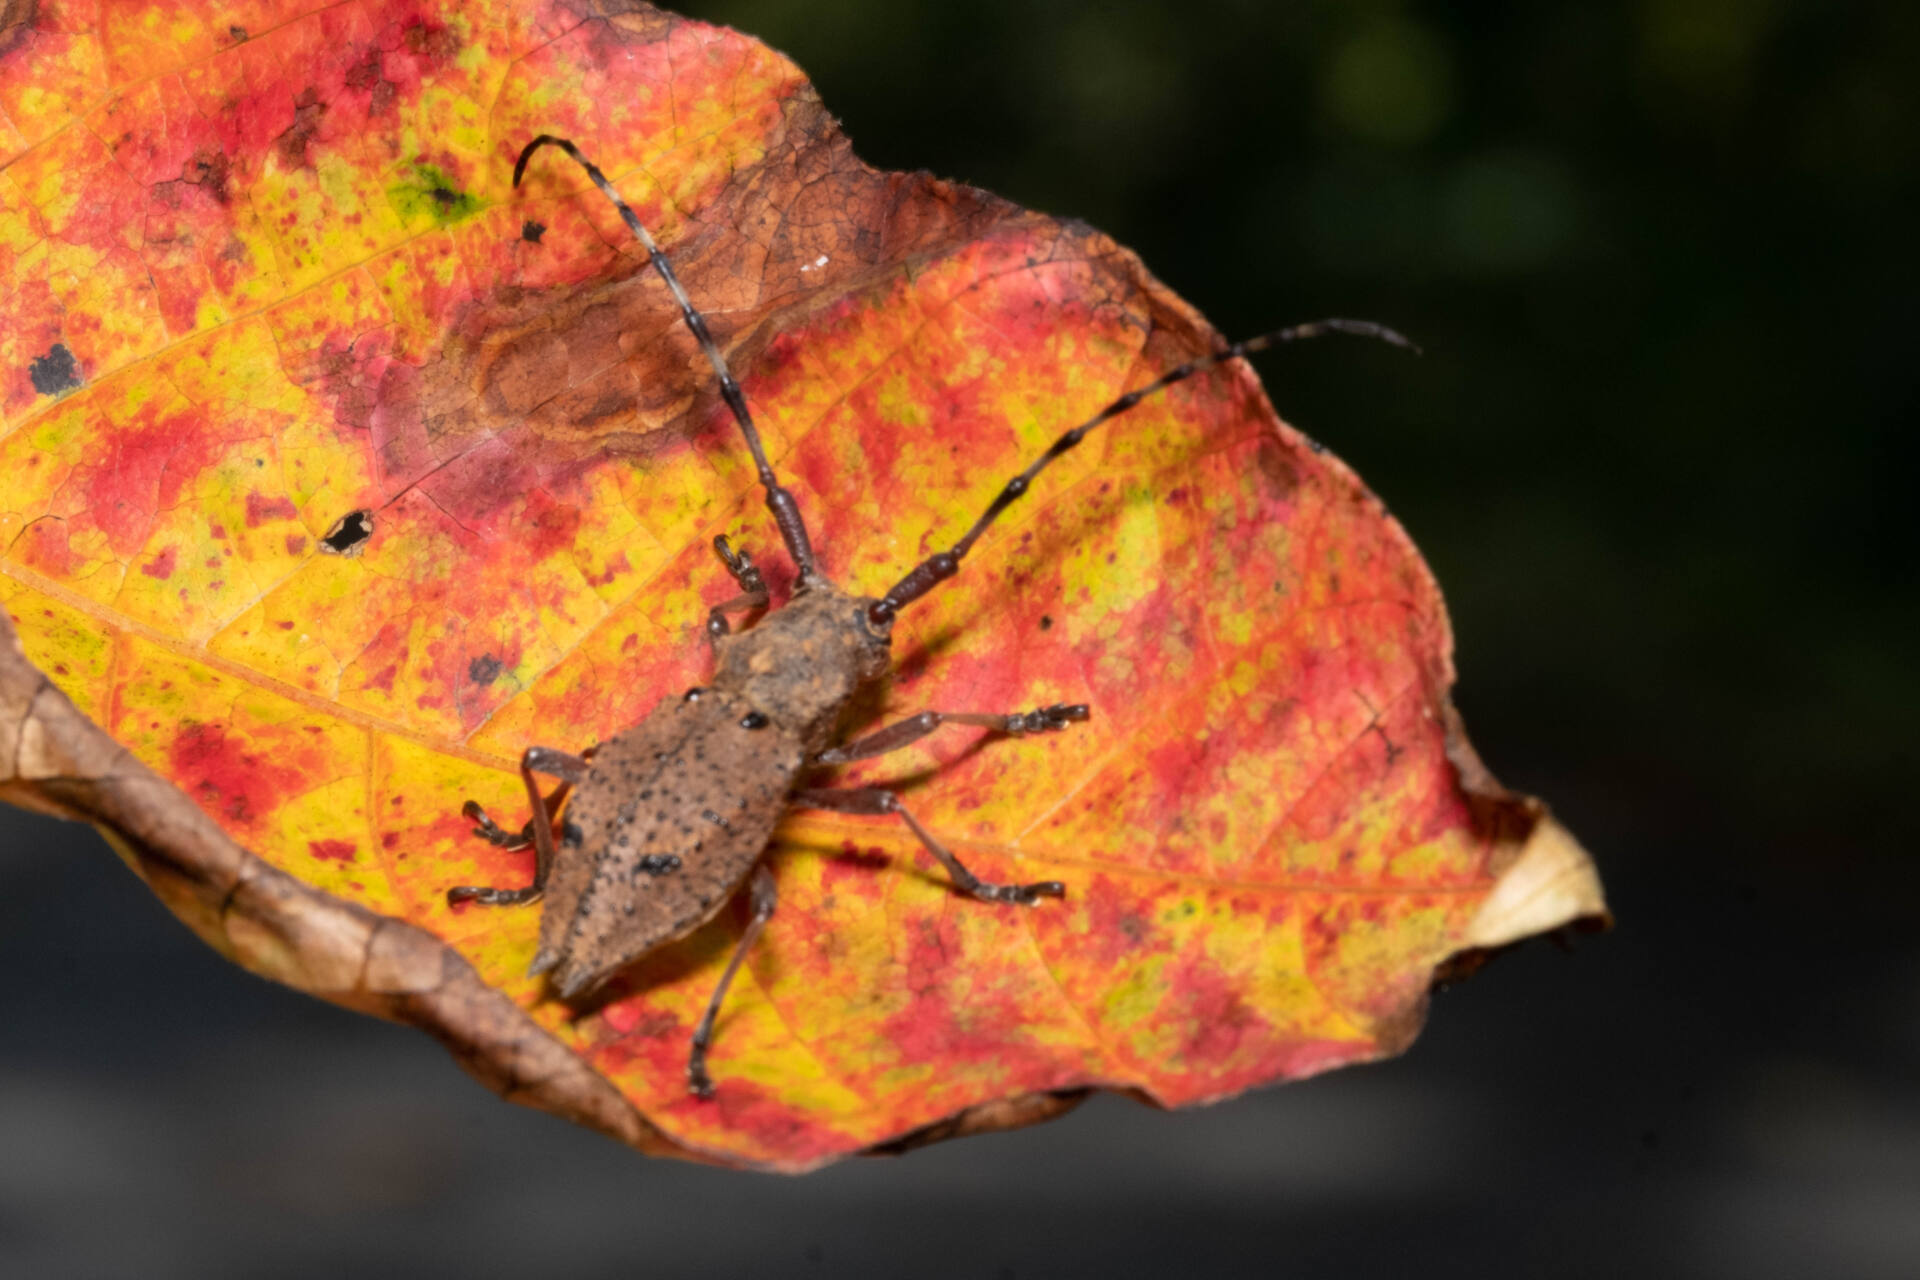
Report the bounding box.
[688,1059,716,1099]
[447,883,542,907]
[461,799,532,849]
[1005,703,1091,735]
[978,878,1067,905]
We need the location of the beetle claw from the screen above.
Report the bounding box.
[688,1061,716,1099]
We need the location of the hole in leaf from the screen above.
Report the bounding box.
[319,509,373,556]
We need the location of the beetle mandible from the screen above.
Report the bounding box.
[446,135,1412,1098]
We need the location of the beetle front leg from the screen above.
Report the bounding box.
[705,534,771,638]
[447,746,590,907]
[790,786,1065,905]
[688,863,779,1099]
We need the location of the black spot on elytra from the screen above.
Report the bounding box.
[561,820,583,848]
[27,343,81,397]
[637,854,681,876]
[320,509,373,555]
[468,654,502,686]
[521,219,546,244]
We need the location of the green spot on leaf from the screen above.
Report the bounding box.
[386,163,480,228]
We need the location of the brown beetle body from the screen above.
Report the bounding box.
[448,135,1407,1097]
[530,584,885,1000]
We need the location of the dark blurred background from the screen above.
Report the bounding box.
[3,1,1914,1276]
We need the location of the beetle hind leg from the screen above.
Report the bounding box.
[791,786,1066,904]
[688,864,780,1099]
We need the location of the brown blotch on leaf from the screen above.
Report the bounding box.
[402,20,458,62]
[396,95,1011,525]
[184,148,232,205]
[343,49,381,90]
[0,0,36,59]
[1254,436,1302,497]
[276,87,325,170]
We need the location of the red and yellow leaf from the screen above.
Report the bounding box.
[0,0,1605,1170]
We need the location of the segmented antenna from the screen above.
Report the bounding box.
[513,135,823,585]
[867,319,1417,628]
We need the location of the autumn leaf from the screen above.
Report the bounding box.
[0,0,1607,1170]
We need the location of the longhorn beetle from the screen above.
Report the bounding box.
[446,135,1413,1098]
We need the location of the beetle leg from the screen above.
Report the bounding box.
[814,703,1089,765]
[688,863,779,1099]
[705,534,771,639]
[459,800,536,850]
[447,746,591,907]
[790,787,1066,905]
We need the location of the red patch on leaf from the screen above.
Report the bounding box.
[308,839,357,864]
[245,492,297,527]
[167,722,313,836]
[139,547,177,579]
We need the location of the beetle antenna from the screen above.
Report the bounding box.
[866,319,1417,627]
[514,135,823,586]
